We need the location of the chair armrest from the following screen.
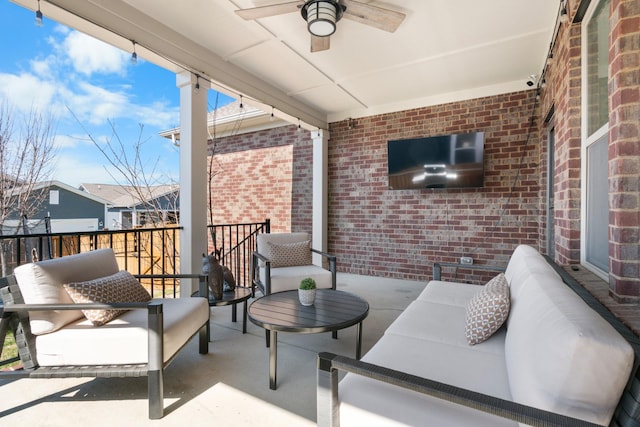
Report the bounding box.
[2,301,153,312]
[432,262,505,281]
[135,274,206,280]
[252,251,270,265]
[252,251,272,295]
[311,249,337,290]
[317,352,600,427]
[311,248,336,261]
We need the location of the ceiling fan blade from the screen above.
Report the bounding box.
[235,1,302,20]
[311,35,330,52]
[341,0,406,33]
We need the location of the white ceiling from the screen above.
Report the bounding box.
[14,0,560,130]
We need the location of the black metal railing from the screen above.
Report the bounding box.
[208,219,270,290]
[0,219,270,298]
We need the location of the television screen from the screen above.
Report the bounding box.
[387,132,485,189]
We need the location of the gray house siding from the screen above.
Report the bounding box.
[45,186,105,229]
[5,184,107,233]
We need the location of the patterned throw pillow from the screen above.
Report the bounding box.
[267,240,312,268]
[64,270,152,326]
[464,273,510,345]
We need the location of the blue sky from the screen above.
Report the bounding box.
[0,2,234,187]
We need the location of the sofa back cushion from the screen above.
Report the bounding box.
[504,245,559,298]
[13,248,120,335]
[504,274,634,425]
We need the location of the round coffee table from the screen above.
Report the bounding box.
[248,289,369,389]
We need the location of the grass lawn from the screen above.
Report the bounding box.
[1,330,20,369]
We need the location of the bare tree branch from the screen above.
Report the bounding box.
[0,101,58,274]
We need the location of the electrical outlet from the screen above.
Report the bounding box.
[460,256,473,265]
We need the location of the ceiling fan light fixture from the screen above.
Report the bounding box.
[301,0,342,37]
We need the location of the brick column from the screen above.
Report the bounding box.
[549,18,583,265]
[608,0,640,299]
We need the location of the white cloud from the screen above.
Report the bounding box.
[53,153,122,187]
[2,25,181,186]
[65,81,130,125]
[63,31,128,76]
[0,72,59,113]
[132,101,180,128]
[30,58,53,77]
[53,133,93,149]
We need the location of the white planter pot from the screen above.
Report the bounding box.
[298,288,316,306]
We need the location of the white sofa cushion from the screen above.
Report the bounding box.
[417,280,480,307]
[35,297,209,366]
[386,300,506,356]
[64,270,152,326]
[339,333,514,427]
[505,274,634,426]
[14,249,121,335]
[504,245,559,298]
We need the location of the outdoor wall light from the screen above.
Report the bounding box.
[301,0,344,37]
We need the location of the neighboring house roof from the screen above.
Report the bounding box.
[158,99,288,142]
[8,180,112,206]
[80,183,179,208]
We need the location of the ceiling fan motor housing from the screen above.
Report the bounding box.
[301,0,345,37]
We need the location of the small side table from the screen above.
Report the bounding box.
[193,287,252,338]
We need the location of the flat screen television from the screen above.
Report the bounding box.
[387,131,485,190]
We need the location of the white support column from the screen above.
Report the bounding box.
[177,71,208,297]
[312,129,329,266]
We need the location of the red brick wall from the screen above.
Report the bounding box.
[539,0,640,299]
[327,91,542,283]
[541,15,583,266]
[608,0,640,298]
[207,125,313,234]
[206,0,640,294]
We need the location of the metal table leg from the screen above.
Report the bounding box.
[242,300,247,334]
[269,330,278,390]
[356,321,363,360]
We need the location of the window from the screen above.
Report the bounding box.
[581,0,610,279]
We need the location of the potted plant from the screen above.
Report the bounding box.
[298,277,317,306]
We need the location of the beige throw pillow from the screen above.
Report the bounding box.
[64,270,152,326]
[267,240,312,268]
[464,273,510,345]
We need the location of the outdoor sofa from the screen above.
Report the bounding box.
[0,248,210,419]
[318,245,640,426]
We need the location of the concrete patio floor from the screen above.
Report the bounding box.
[0,273,426,426]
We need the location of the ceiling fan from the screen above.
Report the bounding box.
[235,0,406,52]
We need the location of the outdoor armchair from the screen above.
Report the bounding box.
[251,232,336,297]
[0,249,210,419]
